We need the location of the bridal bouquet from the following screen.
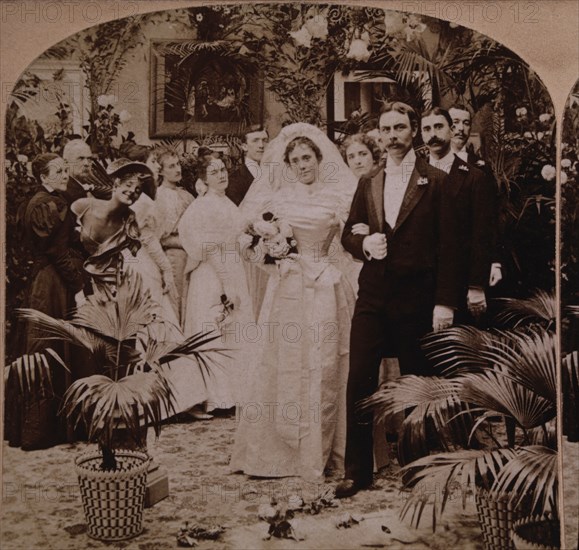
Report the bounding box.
[245,212,298,265]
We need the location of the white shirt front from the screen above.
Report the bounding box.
[429,149,456,175]
[456,145,469,163]
[384,147,416,228]
[245,157,260,180]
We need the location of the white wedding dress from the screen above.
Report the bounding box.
[230,180,356,481]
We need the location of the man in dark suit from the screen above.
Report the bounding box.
[226,125,269,206]
[422,107,497,320]
[336,102,461,497]
[449,104,503,289]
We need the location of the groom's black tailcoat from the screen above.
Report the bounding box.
[341,154,461,484]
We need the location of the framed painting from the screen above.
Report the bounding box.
[149,40,264,138]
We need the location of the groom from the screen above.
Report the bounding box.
[336,101,461,498]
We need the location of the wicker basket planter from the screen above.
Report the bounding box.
[512,514,560,550]
[76,449,151,541]
[475,487,528,550]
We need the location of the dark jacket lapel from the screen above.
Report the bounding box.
[394,156,428,232]
[447,158,469,198]
[368,169,385,233]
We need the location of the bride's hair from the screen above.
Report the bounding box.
[283,136,323,165]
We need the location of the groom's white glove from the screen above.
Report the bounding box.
[432,305,454,332]
[362,233,387,260]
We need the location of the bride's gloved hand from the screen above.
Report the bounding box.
[278,257,298,277]
[351,223,370,236]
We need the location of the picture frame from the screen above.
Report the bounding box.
[149,40,264,138]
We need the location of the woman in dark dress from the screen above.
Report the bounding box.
[6,153,86,450]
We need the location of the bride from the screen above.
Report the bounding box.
[230,123,358,481]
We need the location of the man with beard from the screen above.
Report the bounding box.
[226,125,268,206]
[422,107,497,321]
[449,104,503,289]
[62,139,95,202]
[336,101,461,497]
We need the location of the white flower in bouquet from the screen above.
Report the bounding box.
[523,131,533,139]
[560,171,568,184]
[119,110,132,123]
[539,113,552,123]
[541,164,556,181]
[515,107,528,117]
[290,25,312,48]
[561,158,572,168]
[266,233,291,259]
[305,13,328,39]
[537,131,544,140]
[253,220,278,240]
[16,154,28,163]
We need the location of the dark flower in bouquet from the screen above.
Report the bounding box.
[245,211,298,265]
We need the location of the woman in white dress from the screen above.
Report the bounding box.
[230,124,358,482]
[179,151,254,412]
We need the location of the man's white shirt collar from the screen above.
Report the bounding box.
[430,149,456,174]
[245,157,260,179]
[42,183,56,193]
[385,147,416,179]
[456,145,469,163]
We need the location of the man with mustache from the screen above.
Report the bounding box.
[422,107,497,321]
[226,124,269,206]
[449,104,503,289]
[337,101,461,497]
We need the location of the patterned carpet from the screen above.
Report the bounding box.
[1,415,484,549]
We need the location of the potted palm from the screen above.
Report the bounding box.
[362,293,560,550]
[5,271,223,541]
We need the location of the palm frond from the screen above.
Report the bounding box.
[400,448,518,531]
[72,272,155,342]
[422,326,500,373]
[61,373,174,449]
[361,376,473,464]
[4,350,68,397]
[16,308,107,354]
[494,329,557,405]
[460,371,555,431]
[491,446,558,517]
[496,290,556,328]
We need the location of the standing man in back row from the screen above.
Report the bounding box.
[448,104,503,289]
[421,107,497,321]
[226,124,269,206]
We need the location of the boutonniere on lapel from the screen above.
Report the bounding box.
[476,159,486,167]
[459,165,470,172]
[417,176,429,186]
